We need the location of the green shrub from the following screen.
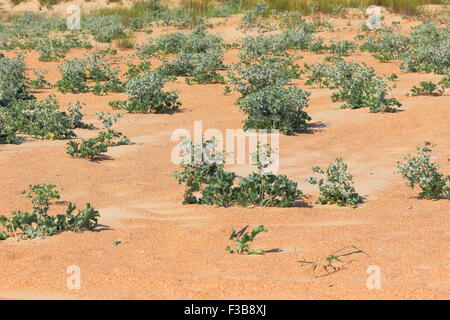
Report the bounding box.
[83,15,125,43]
[0,117,17,144]
[241,30,313,58]
[396,142,449,199]
[110,72,181,113]
[56,58,89,94]
[237,85,311,135]
[241,2,270,29]
[141,26,222,56]
[173,138,227,204]
[56,53,123,94]
[277,11,316,32]
[409,81,445,96]
[236,173,301,207]
[95,111,130,146]
[360,22,449,74]
[230,56,300,96]
[401,22,450,74]
[0,55,34,108]
[4,95,84,140]
[67,138,109,159]
[158,50,225,84]
[360,27,410,62]
[0,184,99,240]
[67,112,129,159]
[305,59,401,112]
[308,158,363,206]
[328,40,356,56]
[27,70,51,89]
[174,138,302,207]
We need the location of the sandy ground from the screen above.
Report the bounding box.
[0,8,449,300]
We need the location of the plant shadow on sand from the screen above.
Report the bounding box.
[94,223,113,232]
[87,154,114,163]
[303,121,328,135]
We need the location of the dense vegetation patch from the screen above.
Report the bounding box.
[305,58,401,112]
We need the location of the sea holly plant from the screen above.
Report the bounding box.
[27,69,51,89]
[95,112,131,146]
[56,58,89,94]
[0,54,34,109]
[396,142,449,200]
[173,137,228,205]
[22,184,60,207]
[0,185,100,241]
[226,225,268,255]
[0,116,17,144]
[3,95,86,140]
[67,112,130,159]
[237,85,311,135]
[140,26,222,56]
[109,71,181,113]
[408,81,446,96]
[158,50,225,84]
[308,158,363,206]
[174,138,302,208]
[305,59,401,112]
[229,55,301,97]
[66,137,109,159]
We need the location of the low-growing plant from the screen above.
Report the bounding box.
[0,55,34,108]
[124,60,152,79]
[0,184,99,240]
[305,59,401,112]
[229,55,300,97]
[67,111,129,159]
[158,50,225,84]
[241,2,270,29]
[56,53,123,95]
[308,158,363,206]
[236,173,301,207]
[27,69,51,89]
[400,22,449,75]
[56,58,89,94]
[96,111,130,146]
[328,40,356,56]
[237,85,311,135]
[115,32,136,49]
[173,137,228,204]
[240,30,314,58]
[396,142,449,199]
[4,95,85,140]
[83,15,125,43]
[409,81,445,96]
[141,26,222,56]
[67,137,109,159]
[226,225,268,255]
[110,71,181,113]
[174,138,302,207]
[0,116,17,144]
[359,26,410,62]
